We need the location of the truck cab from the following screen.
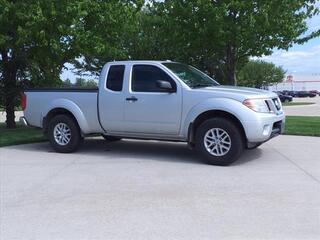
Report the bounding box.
[98,62,183,136]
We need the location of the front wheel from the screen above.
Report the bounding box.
[48,115,83,153]
[195,118,244,166]
[246,142,262,150]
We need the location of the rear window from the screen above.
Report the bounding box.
[106,65,125,91]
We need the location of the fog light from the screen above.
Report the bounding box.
[263,124,271,136]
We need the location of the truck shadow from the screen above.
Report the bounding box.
[80,138,201,164]
[82,138,263,165]
[7,137,263,165]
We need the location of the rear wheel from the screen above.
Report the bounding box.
[48,115,83,153]
[195,118,244,166]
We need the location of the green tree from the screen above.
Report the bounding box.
[85,79,97,88]
[237,60,286,88]
[72,0,144,75]
[63,78,73,87]
[0,0,83,128]
[74,78,87,87]
[136,0,319,85]
[74,78,96,87]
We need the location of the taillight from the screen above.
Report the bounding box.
[21,93,26,111]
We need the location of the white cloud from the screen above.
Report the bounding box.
[254,44,320,77]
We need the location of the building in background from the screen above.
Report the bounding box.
[268,73,320,91]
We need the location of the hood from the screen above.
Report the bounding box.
[193,85,278,102]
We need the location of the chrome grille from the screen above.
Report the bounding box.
[272,98,281,111]
[265,98,282,113]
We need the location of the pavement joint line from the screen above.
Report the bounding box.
[267,143,320,185]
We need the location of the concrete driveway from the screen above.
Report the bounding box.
[1,136,320,240]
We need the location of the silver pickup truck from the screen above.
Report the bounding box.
[21,61,285,165]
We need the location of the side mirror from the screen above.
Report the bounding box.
[156,80,175,93]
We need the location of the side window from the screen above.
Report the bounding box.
[132,65,176,92]
[106,65,125,91]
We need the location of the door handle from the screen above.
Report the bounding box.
[126,96,138,102]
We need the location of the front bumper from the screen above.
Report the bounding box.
[243,112,285,143]
[270,120,285,138]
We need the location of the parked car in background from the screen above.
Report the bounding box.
[21,61,285,166]
[274,91,293,103]
[282,90,298,97]
[310,90,320,96]
[281,90,290,95]
[296,91,317,98]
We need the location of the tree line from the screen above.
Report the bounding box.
[1,0,319,128]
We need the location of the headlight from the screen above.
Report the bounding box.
[243,99,270,113]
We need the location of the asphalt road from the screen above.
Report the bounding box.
[1,136,320,240]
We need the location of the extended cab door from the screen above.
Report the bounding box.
[98,64,127,132]
[123,64,182,135]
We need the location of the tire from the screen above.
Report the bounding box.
[195,118,244,166]
[247,142,262,150]
[47,114,83,153]
[101,135,122,142]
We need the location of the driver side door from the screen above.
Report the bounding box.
[123,64,182,135]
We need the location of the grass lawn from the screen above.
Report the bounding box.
[0,122,46,147]
[284,116,320,137]
[282,102,315,106]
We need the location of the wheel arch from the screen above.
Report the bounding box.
[188,110,247,145]
[43,108,81,134]
[42,98,91,134]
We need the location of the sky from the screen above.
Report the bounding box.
[255,6,320,82]
[61,5,320,83]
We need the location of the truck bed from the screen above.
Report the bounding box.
[24,88,102,134]
[25,87,98,92]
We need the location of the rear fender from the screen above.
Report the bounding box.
[42,99,90,133]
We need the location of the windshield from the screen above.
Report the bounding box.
[162,62,219,88]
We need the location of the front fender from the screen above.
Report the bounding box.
[182,98,253,138]
[42,98,90,133]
